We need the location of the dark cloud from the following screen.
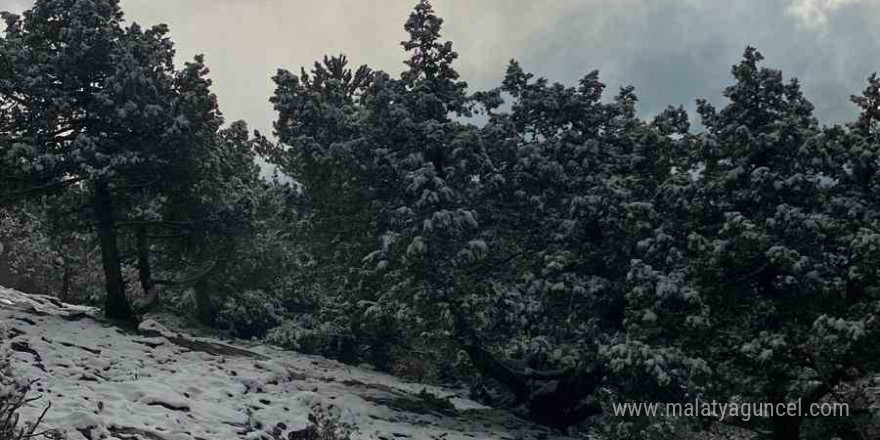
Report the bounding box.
[3,0,880,133]
[472,0,880,125]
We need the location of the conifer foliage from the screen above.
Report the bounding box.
[3,1,880,438]
[0,0,261,322]
[265,3,880,437]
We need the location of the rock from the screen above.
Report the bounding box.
[10,340,42,362]
[138,319,175,339]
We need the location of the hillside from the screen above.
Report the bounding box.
[0,285,570,440]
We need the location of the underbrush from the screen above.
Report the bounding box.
[0,331,62,440]
[280,406,355,440]
[216,289,286,339]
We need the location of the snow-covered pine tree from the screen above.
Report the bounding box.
[0,0,263,322]
[623,48,880,440]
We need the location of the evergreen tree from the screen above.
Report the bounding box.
[264,1,676,428]
[625,48,880,440]
[0,0,257,322]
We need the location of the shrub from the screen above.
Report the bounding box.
[265,316,355,362]
[216,290,285,339]
[279,405,355,440]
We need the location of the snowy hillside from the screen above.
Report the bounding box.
[0,285,571,440]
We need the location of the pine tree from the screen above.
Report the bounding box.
[623,48,880,439]
[0,0,257,322]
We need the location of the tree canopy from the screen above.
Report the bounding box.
[3,1,880,439]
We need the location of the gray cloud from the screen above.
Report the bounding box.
[1,0,29,14]
[787,0,871,29]
[3,0,880,134]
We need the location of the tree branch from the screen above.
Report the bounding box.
[153,260,218,287]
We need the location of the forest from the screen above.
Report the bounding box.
[1,1,880,439]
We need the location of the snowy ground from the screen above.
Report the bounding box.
[0,285,572,440]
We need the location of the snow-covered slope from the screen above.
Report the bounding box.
[0,285,571,440]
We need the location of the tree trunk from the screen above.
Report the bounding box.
[188,225,218,326]
[136,225,158,309]
[768,377,802,440]
[451,306,530,402]
[451,304,602,429]
[93,180,130,321]
[59,263,71,302]
[194,276,217,326]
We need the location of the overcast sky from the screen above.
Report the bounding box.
[3,0,880,136]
